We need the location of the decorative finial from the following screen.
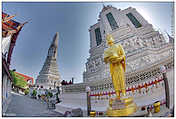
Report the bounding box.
[106,34,114,44]
[52,32,59,48]
[22,19,32,25]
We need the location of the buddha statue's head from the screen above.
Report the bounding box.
[106,34,114,46]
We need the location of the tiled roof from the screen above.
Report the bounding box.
[15,72,34,84]
[2,12,21,32]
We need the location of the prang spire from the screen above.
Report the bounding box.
[48,32,59,59]
[36,32,61,89]
[51,32,59,48]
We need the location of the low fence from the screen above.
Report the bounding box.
[90,74,164,98]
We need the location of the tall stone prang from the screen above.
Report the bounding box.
[36,32,61,89]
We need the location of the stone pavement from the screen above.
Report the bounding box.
[4,92,63,117]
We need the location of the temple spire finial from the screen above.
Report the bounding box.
[52,32,59,48]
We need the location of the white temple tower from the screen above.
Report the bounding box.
[36,32,61,89]
[83,5,168,83]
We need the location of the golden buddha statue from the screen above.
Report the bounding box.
[104,34,126,99]
[104,34,137,116]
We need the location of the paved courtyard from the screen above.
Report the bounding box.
[4,92,63,117]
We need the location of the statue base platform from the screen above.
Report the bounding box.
[106,97,137,117]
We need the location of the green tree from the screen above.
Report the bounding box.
[48,92,53,98]
[32,89,37,97]
[24,89,29,95]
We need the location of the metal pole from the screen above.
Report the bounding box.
[163,72,170,109]
[87,91,91,116]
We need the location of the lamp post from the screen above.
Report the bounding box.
[160,65,170,109]
[86,86,91,116]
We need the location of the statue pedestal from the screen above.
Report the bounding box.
[106,97,137,117]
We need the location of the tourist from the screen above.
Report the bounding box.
[147,106,152,117]
[37,88,41,100]
[55,93,61,103]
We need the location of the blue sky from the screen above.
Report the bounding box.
[2,2,173,83]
